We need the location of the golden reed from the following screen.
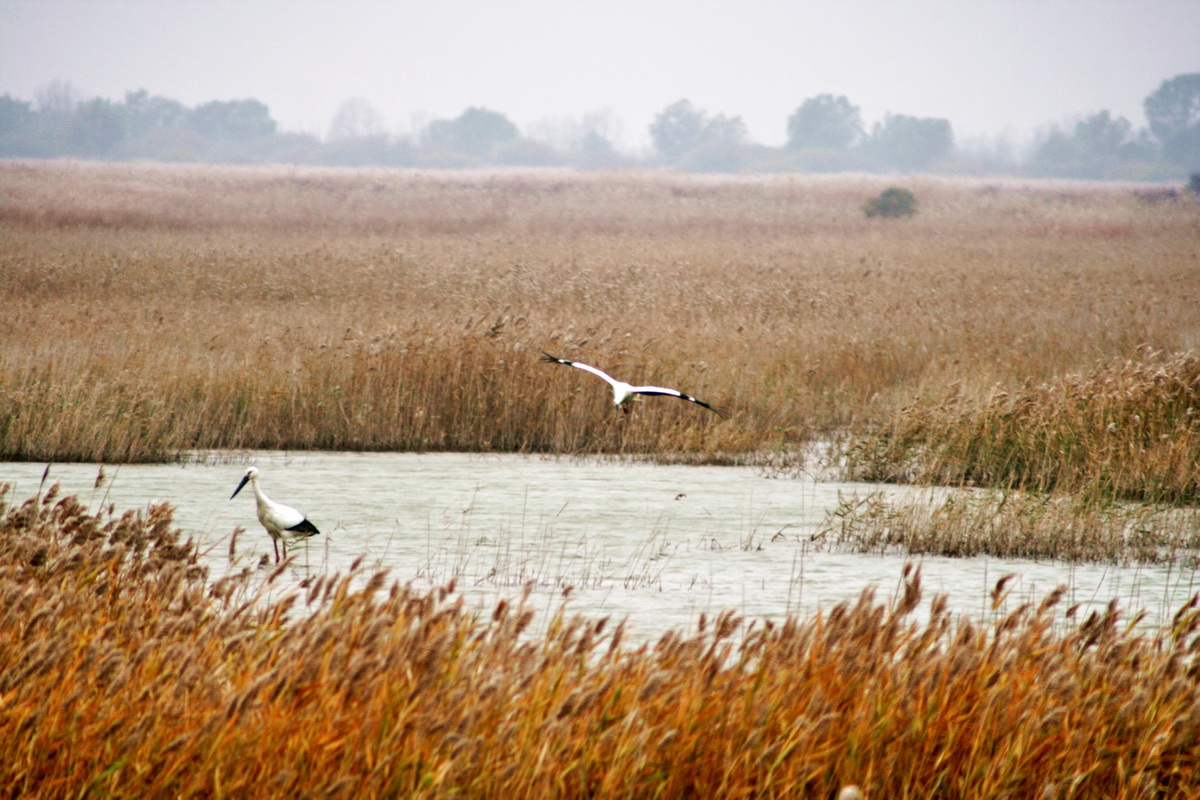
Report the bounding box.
[2,162,1197,475]
[2,486,1198,798]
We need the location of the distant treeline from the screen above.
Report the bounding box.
[2,74,1198,180]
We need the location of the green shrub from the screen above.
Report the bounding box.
[863,187,918,218]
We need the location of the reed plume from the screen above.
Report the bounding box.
[2,484,1199,797]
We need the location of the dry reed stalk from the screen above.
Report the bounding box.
[815,486,1200,564]
[2,162,1197,467]
[842,351,1200,504]
[2,485,1200,797]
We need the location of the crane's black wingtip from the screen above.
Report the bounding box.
[288,518,321,537]
[541,351,565,364]
[678,393,727,418]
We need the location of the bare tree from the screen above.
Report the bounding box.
[328,97,385,141]
[36,79,80,117]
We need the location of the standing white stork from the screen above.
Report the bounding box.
[541,352,725,416]
[230,466,321,562]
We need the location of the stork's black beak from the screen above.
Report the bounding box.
[230,475,249,499]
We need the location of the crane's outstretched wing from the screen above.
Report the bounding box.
[630,386,725,416]
[541,352,620,388]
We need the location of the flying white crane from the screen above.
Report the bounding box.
[230,466,321,562]
[541,352,725,416]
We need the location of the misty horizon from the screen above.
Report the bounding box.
[3,0,1198,152]
[4,76,1185,156]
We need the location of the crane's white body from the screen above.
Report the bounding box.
[230,466,320,562]
[541,352,724,416]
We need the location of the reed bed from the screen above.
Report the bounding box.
[2,161,1198,471]
[3,483,1200,798]
[842,352,1200,504]
[816,487,1200,564]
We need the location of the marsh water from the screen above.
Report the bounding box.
[4,452,1196,640]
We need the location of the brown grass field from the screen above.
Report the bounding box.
[1,161,1197,485]
[2,486,1199,798]
[3,161,1200,796]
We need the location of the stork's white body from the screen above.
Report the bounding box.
[230,466,321,562]
[541,352,725,416]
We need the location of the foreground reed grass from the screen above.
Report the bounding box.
[842,352,1200,504]
[4,484,1200,798]
[2,161,1198,469]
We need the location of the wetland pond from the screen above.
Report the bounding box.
[4,451,1196,641]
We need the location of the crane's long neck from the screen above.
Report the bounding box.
[250,477,271,511]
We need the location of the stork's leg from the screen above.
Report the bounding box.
[273,537,281,562]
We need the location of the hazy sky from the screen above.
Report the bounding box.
[1,0,1197,150]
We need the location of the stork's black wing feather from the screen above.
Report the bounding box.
[287,518,321,536]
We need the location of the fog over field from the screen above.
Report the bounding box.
[2,0,1197,148]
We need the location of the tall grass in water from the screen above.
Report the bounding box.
[4,485,1200,798]
[2,162,1199,463]
[816,487,1200,564]
[842,352,1200,504]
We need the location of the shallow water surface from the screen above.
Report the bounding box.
[4,452,1196,640]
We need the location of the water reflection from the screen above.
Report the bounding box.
[3,452,1196,641]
